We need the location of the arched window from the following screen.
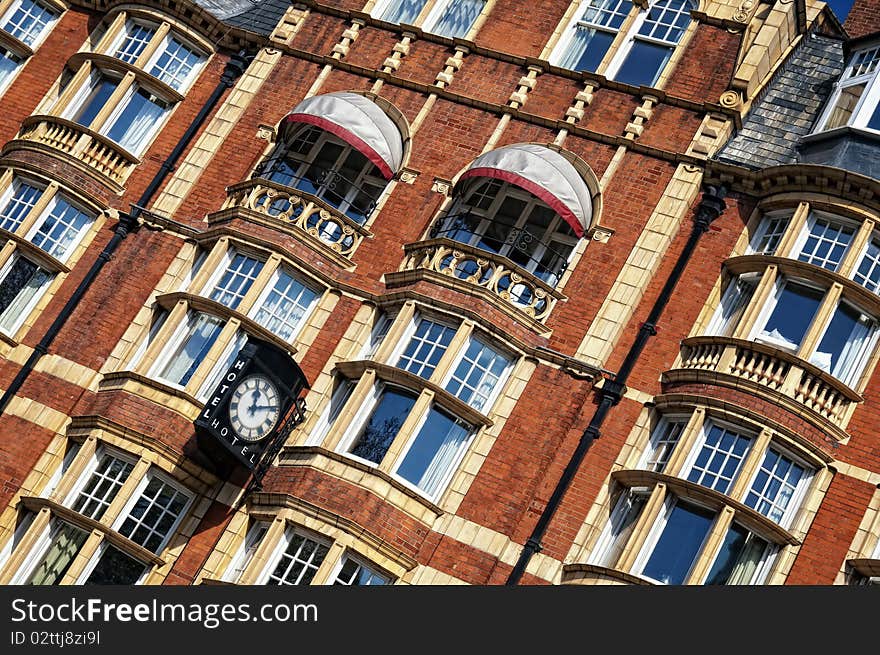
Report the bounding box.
[433,143,595,288]
[259,92,406,224]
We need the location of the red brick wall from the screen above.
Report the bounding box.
[844,0,880,39]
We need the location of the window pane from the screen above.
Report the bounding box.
[268,532,329,585]
[397,319,456,379]
[641,502,713,585]
[614,40,673,87]
[157,312,224,386]
[118,477,190,553]
[429,0,484,39]
[149,37,202,91]
[379,0,428,25]
[0,47,21,88]
[84,546,146,585]
[396,407,471,497]
[0,256,51,334]
[644,419,685,473]
[333,557,390,585]
[704,524,769,585]
[811,302,876,384]
[71,77,118,128]
[0,179,41,233]
[114,23,156,64]
[559,28,615,73]
[252,269,318,342]
[209,252,263,310]
[638,0,692,43]
[744,448,806,524]
[750,215,789,256]
[445,338,510,410]
[797,217,854,271]
[29,196,93,261]
[26,522,88,585]
[708,276,757,338]
[349,388,417,464]
[824,83,866,130]
[72,453,134,521]
[686,424,751,494]
[2,0,57,46]
[855,239,880,293]
[104,87,168,154]
[758,281,824,350]
[593,490,647,568]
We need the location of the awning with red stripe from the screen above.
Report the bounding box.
[281,92,404,180]
[455,143,593,237]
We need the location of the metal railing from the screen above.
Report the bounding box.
[252,159,381,225]
[430,211,571,286]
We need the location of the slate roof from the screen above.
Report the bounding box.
[716,29,845,169]
[194,0,292,36]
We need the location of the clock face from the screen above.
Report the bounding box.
[228,374,281,442]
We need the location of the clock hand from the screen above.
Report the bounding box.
[248,387,262,415]
[250,404,277,412]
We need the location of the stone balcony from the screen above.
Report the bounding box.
[386,238,566,327]
[663,336,862,432]
[218,178,370,265]
[6,115,139,190]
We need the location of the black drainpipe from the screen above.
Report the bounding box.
[0,50,251,416]
[505,184,728,585]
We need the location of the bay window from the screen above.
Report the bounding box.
[701,205,880,390]
[311,308,514,503]
[0,174,97,338]
[586,409,817,585]
[10,446,193,585]
[47,13,205,157]
[132,239,321,401]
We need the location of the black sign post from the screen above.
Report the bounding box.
[194,338,309,472]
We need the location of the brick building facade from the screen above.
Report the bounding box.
[0,0,876,586]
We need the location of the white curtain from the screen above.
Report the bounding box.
[832,314,875,386]
[159,313,223,385]
[430,0,484,39]
[412,416,470,498]
[112,90,167,154]
[0,264,50,334]
[380,0,427,23]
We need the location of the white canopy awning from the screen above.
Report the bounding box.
[282,92,404,180]
[455,143,594,237]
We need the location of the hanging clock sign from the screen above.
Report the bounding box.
[194,337,309,471]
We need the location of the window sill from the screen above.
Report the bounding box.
[98,370,203,420]
[0,30,34,59]
[847,558,880,578]
[276,446,445,525]
[18,496,166,567]
[560,563,654,586]
[334,359,493,428]
[154,291,298,356]
[610,469,802,547]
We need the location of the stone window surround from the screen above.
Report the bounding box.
[814,37,880,135]
[212,498,417,585]
[0,168,106,347]
[0,435,200,586]
[571,401,830,586]
[547,0,700,91]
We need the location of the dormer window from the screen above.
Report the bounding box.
[816,43,880,133]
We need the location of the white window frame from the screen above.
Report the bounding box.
[439,332,513,412]
[257,525,331,585]
[329,551,392,585]
[637,413,689,473]
[790,211,857,273]
[815,41,880,134]
[247,265,321,344]
[678,418,754,495]
[740,442,814,530]
[61,444,137,518]
[421,0,485,39]
[602,0,695,87]
[143,30,205,93]
[222,520,271,583]
[749,277,824,352]
[0,252,54,336]
[548,0,634,72]
[1,0,59,49]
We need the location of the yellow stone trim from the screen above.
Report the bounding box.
[686,504,734,584]
[575,163,704,367]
